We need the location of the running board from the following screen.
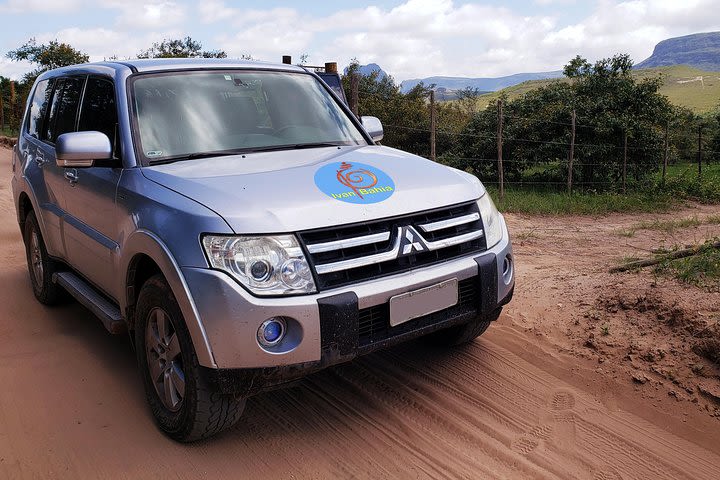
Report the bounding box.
[52,272,125,334]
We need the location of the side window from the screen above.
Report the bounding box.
[78,78,119,158]
[26,79,53,139]
[45,77,85,143]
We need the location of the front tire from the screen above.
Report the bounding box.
[23,211,64,305]
[135,274,245,442]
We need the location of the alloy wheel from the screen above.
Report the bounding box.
[145,307,186,412]
[30,231,44,286]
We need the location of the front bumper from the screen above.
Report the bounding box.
[184,217,514,391]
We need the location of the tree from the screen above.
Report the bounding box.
[343,60,433,156]
[7,38,89,84]
[138,37,226,59]
[455,87,482,116]
[449,53,675,190]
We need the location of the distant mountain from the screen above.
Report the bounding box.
[636,31,720,71]
[400,71,563,94]
[343,63,388,80]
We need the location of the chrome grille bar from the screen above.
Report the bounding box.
[306,231,391,254]
[424,229,484,250]
[418,212,480,232]
[315,228,402,274]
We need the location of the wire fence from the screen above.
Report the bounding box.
[350,81,717,197]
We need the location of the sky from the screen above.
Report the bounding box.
[0,0,719,82]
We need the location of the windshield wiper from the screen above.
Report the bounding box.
[148,143,346,165]
[237,142,346,153]
[148,149,251,165]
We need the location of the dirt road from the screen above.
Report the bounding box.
[1,146,719,479]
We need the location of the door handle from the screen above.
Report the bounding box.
[64,169,79,185]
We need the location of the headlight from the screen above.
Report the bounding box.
[477,193,504,249]
[202,234,316,296]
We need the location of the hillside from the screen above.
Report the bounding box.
[400,71,562,94]
[474,65,720,114]
[637,32,720,71]
[344,63,388,80]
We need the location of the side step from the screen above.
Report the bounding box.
[52,272,126,334]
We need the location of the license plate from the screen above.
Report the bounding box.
[389,278,458,327]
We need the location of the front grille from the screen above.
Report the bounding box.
[299,202,486,290]
[358,277,478,346]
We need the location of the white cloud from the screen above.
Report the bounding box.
[214,8,314,61]
[31,27,186,62]
[0,0,82,13]
[2,0,720,81]
[198,0,237,23]
[0,58,33,80]
[115,1,186,29]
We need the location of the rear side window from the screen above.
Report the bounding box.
[45,77,85,143]
[26,79,53,139]
[79,78,119,157]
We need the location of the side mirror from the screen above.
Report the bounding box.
[361,116,384,142]
[56,131,112,168]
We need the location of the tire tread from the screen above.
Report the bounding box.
[136,274,245,442]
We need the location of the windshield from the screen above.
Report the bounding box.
[131,70,367,162]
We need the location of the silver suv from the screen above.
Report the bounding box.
[11,59,514,441]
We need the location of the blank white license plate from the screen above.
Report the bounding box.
[389,278,459,327]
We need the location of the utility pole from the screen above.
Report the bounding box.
[429,90,436,161]
[567,109,576,194]
[497,99,504,200]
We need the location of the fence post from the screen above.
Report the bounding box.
[698,123,703,177]
[9,81,16,134]
[622,130,628,194]
[567,109,575,194]
[497,99,504,200]
[429,90,436,161]
[0,88,4,132]
[349,73,359,118]
[662,121,669,183]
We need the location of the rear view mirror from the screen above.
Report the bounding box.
[361,116,384,142]
[56,131,112,168]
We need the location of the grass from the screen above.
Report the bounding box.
[487,187,675,215]
[482,160,720,216]
[660,162,720,203]
[653,240,720,289]
[472,65,720,114]
[0,127,16,137]
[617,215,720,237]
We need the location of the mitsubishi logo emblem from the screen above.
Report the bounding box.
[400,226,427,256]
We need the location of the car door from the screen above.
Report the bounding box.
[60,76,123,298]
[21,77,72,259]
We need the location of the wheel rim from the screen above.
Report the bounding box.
[30,230,44,286]
[145,307,185,412]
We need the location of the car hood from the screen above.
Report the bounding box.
[142,145,485,234]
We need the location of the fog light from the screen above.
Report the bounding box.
[257,317,287,347]
[502,255,513,284]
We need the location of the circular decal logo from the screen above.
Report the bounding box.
[315,161,395,204]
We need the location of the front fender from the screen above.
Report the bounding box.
[119,229,216,368]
